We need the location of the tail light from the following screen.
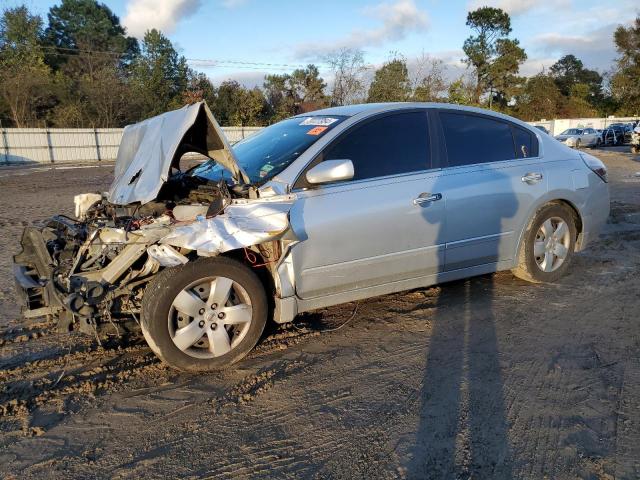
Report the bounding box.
[580,153,608,183]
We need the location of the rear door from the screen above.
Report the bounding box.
[289,110,447,300]
[435,110,547,271]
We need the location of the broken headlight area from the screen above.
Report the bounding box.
[13,101,296,337]
[14,178,294,337]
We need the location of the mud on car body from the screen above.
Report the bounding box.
[14,101,610,371]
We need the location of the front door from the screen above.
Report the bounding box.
[289,111,447,300]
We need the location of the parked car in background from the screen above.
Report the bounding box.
[601,128,618,146]
[606,125,629,145]
[534,125,549,134]
[555,128,600,148]
[13,102,610,371]
[631,126,640,154]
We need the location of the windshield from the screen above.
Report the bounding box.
[561,129,582,135]
[191,115,346,185]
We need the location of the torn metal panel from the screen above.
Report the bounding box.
[160,195,296,256]
[147,245,189,267]
[108,102,249,206]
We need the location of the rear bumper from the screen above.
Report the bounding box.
[13,227,63,318]
[576,176,610,251]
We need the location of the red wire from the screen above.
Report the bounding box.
[243,247,277,268]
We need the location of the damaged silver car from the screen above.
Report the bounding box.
[14,102,610,371]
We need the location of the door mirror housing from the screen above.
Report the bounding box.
[306,159,354,185]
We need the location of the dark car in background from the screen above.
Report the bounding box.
[606,124,630,145]
[601,126,623,146]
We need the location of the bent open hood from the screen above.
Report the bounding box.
[108,102,250,206]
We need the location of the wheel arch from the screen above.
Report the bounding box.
[514,197,585,264]
[220,248,275,296]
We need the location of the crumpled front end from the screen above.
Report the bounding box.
[13,101,296,335]
[13,192,295,335]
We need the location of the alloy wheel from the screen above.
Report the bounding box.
[168,276,253,359]
[534,217,571,273]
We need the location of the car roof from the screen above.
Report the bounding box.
[296,102,536,129]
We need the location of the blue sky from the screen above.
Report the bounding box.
[9,0,640,86]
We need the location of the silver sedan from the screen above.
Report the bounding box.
[13,102,611,371]
[555,128,600,148]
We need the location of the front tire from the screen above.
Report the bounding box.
[141,257,268,371]
[512,204,577,283]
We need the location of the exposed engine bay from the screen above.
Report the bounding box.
[13,102,295,337]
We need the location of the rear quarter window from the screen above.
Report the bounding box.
[513,126,538,158]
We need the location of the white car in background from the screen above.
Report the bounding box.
[555,128,600,148]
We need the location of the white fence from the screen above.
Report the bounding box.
[0,126,264,165]
[527,117,638,136]
[3,116,637,165]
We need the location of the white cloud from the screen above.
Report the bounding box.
[123,0,202,38]
[295,0,429,59]
[533,22,622,72]
[207,70,268,89]
[518,56,558,76]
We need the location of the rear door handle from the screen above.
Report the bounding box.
[413,192,442,206]
[522,172,543,184]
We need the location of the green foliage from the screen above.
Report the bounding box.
[183,71,217,106]
[41,0,140,126]
[462,7,526,106]
[367,57,411,102]
[549,54,604,113]
[0,6,54,127]
[0,3,633,128]
[564,83,597,117]
[411,55,447,102]
[550,55,602,97]
[446,77,475,105]
[264,65,327,121]
[611,16,640,115]
[213,80,267,126]
[45,0,138,68]
[325,48,367,106]
[514,73,562,121]
[130,29,189,119]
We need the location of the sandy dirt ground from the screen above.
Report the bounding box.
[0,150,639,479]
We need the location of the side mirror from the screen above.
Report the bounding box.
[306,159,354,185]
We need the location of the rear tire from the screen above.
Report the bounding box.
[512,204,577,283]
[141,257,268,371]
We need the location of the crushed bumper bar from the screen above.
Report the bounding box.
[13,227,63,318]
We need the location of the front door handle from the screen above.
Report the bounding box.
[522,172,543,184]
[413,192,442,206]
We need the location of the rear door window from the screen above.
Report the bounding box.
[513,126,536,158]
[322,111,430,181]
[439,112,516,166]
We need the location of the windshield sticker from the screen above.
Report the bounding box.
[299,117,339,126]
[306,126,328,136]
